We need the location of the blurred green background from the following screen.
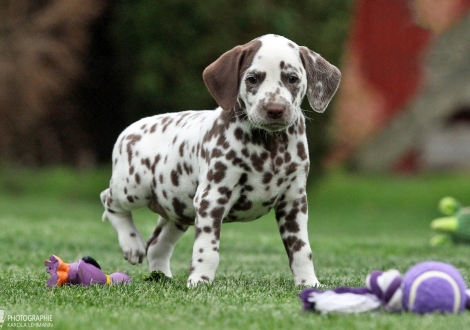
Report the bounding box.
[0,0,352,184]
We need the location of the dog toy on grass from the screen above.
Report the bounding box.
[299,261,470,314]
[430,197,470,246]
[44,255,131,288]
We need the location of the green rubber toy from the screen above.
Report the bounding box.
[431,197,470,246]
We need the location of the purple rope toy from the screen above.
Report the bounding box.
[299,261,470,314]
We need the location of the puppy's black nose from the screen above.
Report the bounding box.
[266,104,285,119]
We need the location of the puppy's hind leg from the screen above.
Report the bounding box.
[146,216,188,277]
[101,188,146,265]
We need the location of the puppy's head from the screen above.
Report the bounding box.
[203,34,341,132]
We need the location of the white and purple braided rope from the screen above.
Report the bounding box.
[365,269,403,311]
[300,268,470,314]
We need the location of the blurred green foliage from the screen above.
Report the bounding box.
[110,0,352,114]
[109,0,352,182]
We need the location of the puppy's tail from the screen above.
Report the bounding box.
[100,189,110,222]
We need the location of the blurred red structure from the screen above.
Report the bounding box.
[330,0,470,171]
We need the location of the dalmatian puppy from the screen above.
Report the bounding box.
[101,34,341,287]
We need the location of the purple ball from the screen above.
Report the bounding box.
[402,261,467,314]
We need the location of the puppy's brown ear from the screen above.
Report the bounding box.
[299,47,341,113]
[203,40,262,110]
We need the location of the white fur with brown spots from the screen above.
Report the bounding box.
[101,34,341,287]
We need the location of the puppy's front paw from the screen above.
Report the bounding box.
[119,233,146,265]
[296,278,321,288]
[187,275,212,288]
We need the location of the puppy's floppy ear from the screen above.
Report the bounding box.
[299,47,341,113]
[203,39,262,110]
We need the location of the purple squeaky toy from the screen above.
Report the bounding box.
[300,261,470,314]
[45,255,131,288]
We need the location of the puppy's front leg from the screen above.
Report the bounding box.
[101,189,146,265]
[275,187,320,287]
[104,210,146,265]
[187,194,225,287]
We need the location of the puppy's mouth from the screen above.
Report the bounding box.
[259,122,290,132]
[252,118,292,132]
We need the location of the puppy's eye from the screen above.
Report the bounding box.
[288,75,299,84]
[246,75,258,84]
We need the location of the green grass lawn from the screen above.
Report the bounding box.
[1,166,470,329]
